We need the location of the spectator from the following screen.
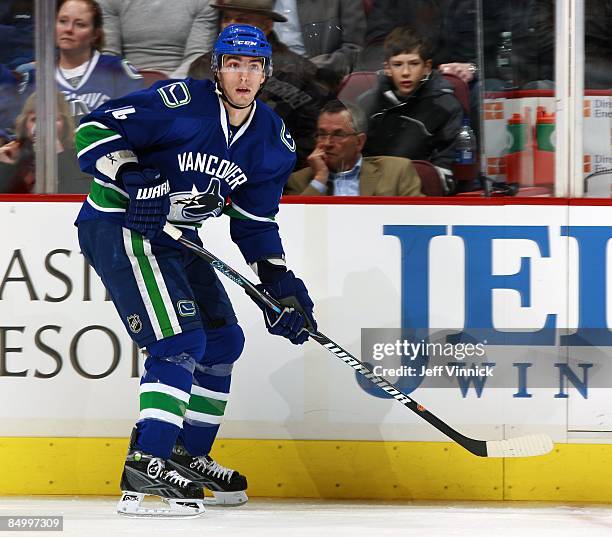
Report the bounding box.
[286,100,422,196]
[272,0,366,78]
[0,92,90,193]
[357,1,555,88]
[189,0,329,169]
[359,27,462,176]
[97,0,218,78]
[16,0,146,123]
[55,0,144,119]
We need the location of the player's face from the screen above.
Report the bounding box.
[384,51,432,97]
[218,55,266,108]
[315,111,366,173]
[56,0,98,54]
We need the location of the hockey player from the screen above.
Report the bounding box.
[74,24,317,517]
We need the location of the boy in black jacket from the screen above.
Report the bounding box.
[359,26,462,177]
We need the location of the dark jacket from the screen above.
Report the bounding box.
[188,32,329,170]
[359,70,462,171]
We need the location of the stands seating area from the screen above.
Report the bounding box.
[0,0,609,197]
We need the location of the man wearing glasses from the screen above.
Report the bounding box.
[286,99,422,196]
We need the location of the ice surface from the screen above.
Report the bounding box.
[1,497,612,537]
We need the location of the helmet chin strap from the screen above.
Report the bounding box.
[214,78,265,110]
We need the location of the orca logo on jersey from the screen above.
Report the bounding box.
[172,179,225,221]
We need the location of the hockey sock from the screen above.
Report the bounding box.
[136,329,205,459]
[181,324,244,456]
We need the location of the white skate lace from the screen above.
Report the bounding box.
[164,470,191,488]
[195,456,234,481]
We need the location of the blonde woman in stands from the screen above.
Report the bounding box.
[19,0,145,122]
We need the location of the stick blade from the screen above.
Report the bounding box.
[485,434,554,458]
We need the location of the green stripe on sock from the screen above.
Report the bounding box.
[89,181,128,210]
[75,124,120,153]
[188,394,227,416]
[140,391,187,417]
[130,233,175,338]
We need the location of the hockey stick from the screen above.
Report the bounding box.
[164,223,553,458]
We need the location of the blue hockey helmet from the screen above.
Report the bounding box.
[212,24,273,76]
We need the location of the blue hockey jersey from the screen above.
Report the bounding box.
[57,51,144,118]
[74,78,297,263]
[18,51,144,119]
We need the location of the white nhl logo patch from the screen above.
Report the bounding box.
[127,314,142,333]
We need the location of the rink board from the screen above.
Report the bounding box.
[3,437,612,502]
[1,196,612,500]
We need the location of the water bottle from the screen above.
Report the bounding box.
[534,106,555,185]
[455,117,477,165]
[496,31,514,88]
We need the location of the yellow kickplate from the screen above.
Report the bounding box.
[504,443,612,502]
[1,438,610,502]
[1,438,499,499]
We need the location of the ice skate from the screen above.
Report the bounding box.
[117,447,205,518]
[168,442,248,506]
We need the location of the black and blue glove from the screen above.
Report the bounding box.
[256,268,317,345]
[121,167,170,241]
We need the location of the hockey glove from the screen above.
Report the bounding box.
[256,269,317,345]
[121,167,170,241]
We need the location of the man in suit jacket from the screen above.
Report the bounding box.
[286,100,422,196]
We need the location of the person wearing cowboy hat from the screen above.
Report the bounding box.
[210,0,366,76]
[211,0,288,25]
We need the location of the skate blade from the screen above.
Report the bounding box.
[205,490,248,506]
[117,492,206,518]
